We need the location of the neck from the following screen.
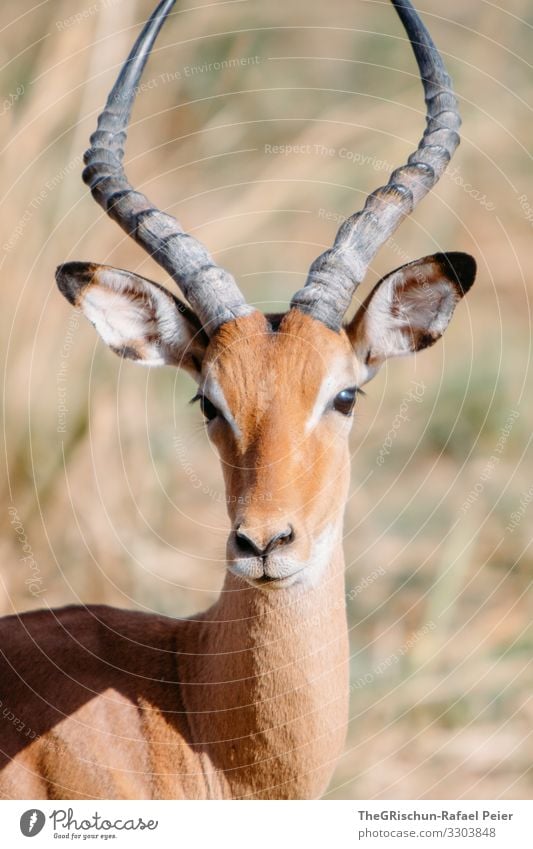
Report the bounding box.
[178,532,349,799]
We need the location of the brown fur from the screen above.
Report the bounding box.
[2,249,474,798]
[0,311,353,800]
[206,312,356,558]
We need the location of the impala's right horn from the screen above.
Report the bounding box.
[291,0,462,331]
[82,0,253,335]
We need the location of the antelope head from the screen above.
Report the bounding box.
[56,0,476,590]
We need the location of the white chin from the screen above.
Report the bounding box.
[227,559,305,589]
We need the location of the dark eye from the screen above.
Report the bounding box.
[192,393,219,422]
[333,387,357,416]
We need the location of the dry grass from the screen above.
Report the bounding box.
[1,0,532,799]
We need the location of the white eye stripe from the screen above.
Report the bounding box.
[305,360,358,433]
[201,377,241,439]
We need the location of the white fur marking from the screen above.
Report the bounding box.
[305,358,357,433]
[202,377,241,438]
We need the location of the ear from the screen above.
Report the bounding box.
[346,252,476,384]
[56,263,208,380]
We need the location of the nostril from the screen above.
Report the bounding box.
[234,525,295,558]
[234,528,263,557]
[265,525,294,555]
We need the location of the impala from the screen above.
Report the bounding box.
[0,0,475,799]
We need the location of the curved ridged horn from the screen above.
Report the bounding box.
[290,0,462,330]
[82,0,253,334]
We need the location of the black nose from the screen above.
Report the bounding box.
[234,525,294,558]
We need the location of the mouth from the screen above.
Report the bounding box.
[227,560,305,589]
[251,570,304,589]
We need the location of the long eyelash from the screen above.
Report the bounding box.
[356,387,367,398]
[190,393,201,405]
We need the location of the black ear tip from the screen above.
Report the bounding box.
[55,265,77,305]
[55,262,95,305]
[438,252,477,294]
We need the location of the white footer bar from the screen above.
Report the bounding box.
[3,799,531,848]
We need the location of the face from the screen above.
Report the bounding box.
[199,310,360,589]
[56,252,475,590]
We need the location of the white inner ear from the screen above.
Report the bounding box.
[364,272,458,359]
[80,270,195,367]
[360,275,413,359]
[392,278,458,335]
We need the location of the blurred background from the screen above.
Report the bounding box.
[1,0,531,799]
